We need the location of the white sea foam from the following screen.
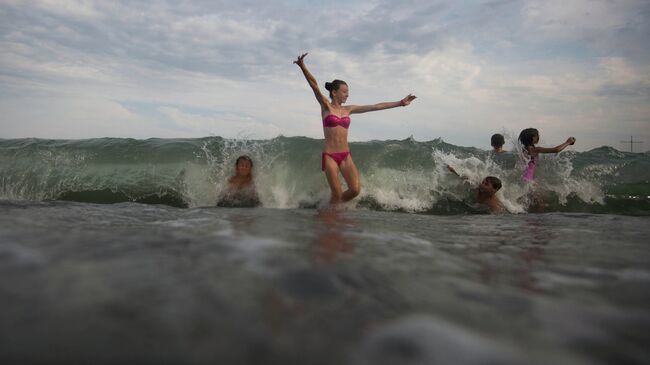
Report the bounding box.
[0,137,640,214]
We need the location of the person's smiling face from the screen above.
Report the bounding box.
[479,178,496,195]
[236,160,252,177]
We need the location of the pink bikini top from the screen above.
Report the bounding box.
[322,114,351,129]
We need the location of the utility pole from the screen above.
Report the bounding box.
[620,136,643,152]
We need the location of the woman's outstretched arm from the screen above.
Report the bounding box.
[348,94,417,114]
[294,53,329,108]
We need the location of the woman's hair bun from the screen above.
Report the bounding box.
[324,80,347,97]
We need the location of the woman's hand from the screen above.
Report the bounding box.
[294,52,328,107]
[567,137,576,145]
[401,94,417,106]
[293,53,308,67]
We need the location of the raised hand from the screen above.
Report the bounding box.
[401,94,417,106]
[567,137,576,145]
[293,53,308,67]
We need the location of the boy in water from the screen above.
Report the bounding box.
[446,165,506,214]
[491,133,506,153]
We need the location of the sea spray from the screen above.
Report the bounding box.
[1,137,648,215]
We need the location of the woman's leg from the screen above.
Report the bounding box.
[339,156,360,202]
[323,155,344,204]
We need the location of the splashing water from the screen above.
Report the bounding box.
[1,137,648,215]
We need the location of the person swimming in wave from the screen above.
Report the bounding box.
[294,52,417,205]
[216,155,261,207]
[518,128,576,182]
[491,133,506,153]
[446,165,506,214]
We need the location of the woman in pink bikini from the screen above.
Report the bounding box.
[294,52,416,204]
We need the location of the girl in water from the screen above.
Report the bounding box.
[294,52,417,204]
[216,155,261,207]
[519,128,576,182]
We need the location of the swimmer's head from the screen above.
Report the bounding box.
[518,128,539,147]
[491,133,505,150]
[479,176,502,195]
[325,80,348,103]
[235,155,253,177]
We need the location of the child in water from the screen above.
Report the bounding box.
[216,155,261,207]
[518,128,576,182]
[491,133,506,153]
[446,165,506,214]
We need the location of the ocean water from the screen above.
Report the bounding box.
[1,136,649,214]
[0,201,648,364]
[1,137,649,364]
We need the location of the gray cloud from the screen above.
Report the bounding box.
[5,0,646,81]
[596,84,650,98]
[1,0,649,150]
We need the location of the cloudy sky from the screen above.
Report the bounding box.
[1,0,649,151]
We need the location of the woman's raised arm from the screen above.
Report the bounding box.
[294,53,329,109]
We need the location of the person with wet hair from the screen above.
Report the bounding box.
[446,165,506,214]
[216,155,261,207]
[491,133,506,153]
[518,128,575,182]
[294,52,417,205]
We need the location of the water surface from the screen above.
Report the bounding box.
[1,200,648,364]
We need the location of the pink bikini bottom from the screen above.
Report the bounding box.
[322,151,351,171]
